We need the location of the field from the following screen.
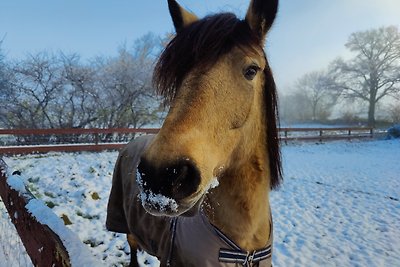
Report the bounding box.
[1,139,399,267]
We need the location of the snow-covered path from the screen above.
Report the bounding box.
[1,139,399,266]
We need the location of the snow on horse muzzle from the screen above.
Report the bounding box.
[137,157,202,216]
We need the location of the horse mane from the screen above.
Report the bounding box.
[153,12,282,189]
[263,66,282,189]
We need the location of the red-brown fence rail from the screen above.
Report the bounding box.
[279,127,375,142]
[0,128,158,155]
[0,127,376,155]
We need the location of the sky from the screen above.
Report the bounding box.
[1,0,400,93]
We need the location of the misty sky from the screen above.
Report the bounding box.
[1,0,400,93]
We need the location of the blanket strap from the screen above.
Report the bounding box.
[166,218,178,267]
[214,223,272,266]
[218,246,271,266]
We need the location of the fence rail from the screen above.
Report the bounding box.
[0,127,376,155]
[0,128,158,155]
[0,128,160,135]
[279,127,375,142]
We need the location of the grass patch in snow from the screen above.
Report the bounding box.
[76,210,100,220]
[44,191,56,198]
[83,239,104,248]
[27,177,40,183]
[91,192,101,200]
[45,201,58,209]
[60,214,73,225]
[26,183,42,199]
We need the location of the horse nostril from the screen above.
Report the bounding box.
[166,161,200,200]
[167,164,189,187]
[137,158,200,200]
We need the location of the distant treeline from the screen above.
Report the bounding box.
[0,33,165,130]
[1,26,400,129]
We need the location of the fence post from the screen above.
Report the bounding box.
[94,132,99,145]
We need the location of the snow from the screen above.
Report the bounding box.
[1,164,101,266]
[0,201,32,267]
[0,162,32,267]
[6,174,27,194]
[26,199,102,267]
[137,170,179,212]
[208,177,219,190]
[271,140,400,266]
[1,152,126,266]
[139,190,179,212]
[0,139,399,266]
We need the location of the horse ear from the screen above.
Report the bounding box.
[167,0,199,32]
[245,0,278,42]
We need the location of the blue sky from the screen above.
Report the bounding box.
[1,0,400,92]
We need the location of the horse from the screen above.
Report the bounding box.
[106,0,282,266]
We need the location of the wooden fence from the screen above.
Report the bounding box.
[0,128,158,155]
[0,127,376,155]
[279,127,375,142]
[0,159,72,266]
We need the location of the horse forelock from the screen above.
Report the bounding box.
[153,12,282,190]
[153,12,261,104]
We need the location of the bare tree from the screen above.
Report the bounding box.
[8,52,64,128]
[280,90,313,123]
[93,44,161,129]
[3,52,99,130]
[57,53,98,128]
[0,40,7,94]
[330,26,400,126]
[280,71,337,123]
[0,42,13,128]
[1,32,163,132]
[296,71,338,121]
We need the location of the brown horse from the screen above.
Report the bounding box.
[106,0,282,266]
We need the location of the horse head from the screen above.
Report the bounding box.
[137,0,281,216]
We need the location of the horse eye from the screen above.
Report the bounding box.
[243,65,259,80]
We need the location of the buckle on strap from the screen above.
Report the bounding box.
[218,246,272,266]
[244,251,256,266]
[211,215,273,265]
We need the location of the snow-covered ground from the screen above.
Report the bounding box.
[272,140,400,266]
[0,203,32,267]
[1,139,399,266]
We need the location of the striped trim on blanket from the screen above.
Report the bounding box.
[214,225,272,266]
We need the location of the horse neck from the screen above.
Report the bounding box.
[203,148,272,251]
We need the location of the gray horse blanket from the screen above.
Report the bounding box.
[106,135,273,267]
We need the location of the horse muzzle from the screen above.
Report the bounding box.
[137,157,201,216]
